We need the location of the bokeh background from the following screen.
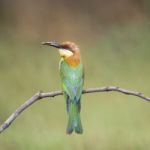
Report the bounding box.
[0,0,150,149]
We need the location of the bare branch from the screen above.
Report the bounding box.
[0,86,149,134]
[82,86,150,102]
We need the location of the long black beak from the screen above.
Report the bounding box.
[42,41,62,48]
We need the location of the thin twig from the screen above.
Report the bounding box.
[0,86,149,134]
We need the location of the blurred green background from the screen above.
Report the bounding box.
[0,0,150,149]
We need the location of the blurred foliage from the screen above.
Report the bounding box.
[0,0,150,150]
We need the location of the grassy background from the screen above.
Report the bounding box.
[0,23,150,149]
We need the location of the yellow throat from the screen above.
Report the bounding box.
[59,49,73,59]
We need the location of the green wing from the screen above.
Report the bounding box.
[59,60,84,101]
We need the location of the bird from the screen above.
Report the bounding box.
[42,41,84,134]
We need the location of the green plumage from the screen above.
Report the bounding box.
[59,59,84,134]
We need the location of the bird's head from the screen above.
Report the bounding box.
[42,41,80,59]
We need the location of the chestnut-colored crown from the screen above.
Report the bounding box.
[61,41,79,53]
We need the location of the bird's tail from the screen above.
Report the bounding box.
[66,100,83,134]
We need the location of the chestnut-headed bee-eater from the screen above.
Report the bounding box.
[42,41,84,134]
